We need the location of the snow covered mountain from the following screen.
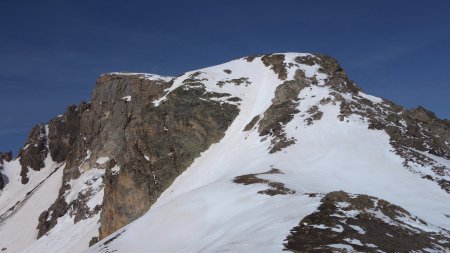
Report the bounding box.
[1,53,449,253]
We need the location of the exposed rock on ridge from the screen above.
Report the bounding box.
[285,191,450,252]
[336,89,450,193]
[18,124,49,184]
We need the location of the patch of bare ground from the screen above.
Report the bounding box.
[304,105,324,126]
[217,77,251,87]
[233,168,295,196]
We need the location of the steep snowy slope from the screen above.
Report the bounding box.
[86,53,450,253]
[0,127,105,252]
[0,157,63,252]
[1,53,449,253]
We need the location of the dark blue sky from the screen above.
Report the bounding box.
[1,0,449,154]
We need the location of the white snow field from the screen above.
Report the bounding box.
[0,158,63,253]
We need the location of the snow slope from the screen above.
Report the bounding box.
[0,159,63,253]
[87,53,450,253]
[0,132,105,253]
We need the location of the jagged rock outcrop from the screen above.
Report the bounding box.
[0,151,12,163]
[244,54,364,153]
[285,191,450,252]
[257,69,307,153]
[0,151,12,190]
[17,125,49,184]
[48,103,89,163]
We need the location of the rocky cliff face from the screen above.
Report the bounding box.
[1,53,449,253]
[31,72,239,241]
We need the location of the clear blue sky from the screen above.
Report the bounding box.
[1,0,449,154]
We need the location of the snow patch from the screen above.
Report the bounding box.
[85,150,91,161]
[111,165,121,176]
[328,244,354,251]
[0,163,64,253]
[331,224,344,233]
[349,224,366,234]
[121,96,131,102]
[96,157,110,165]
[22,213,101,253]
[358,91,383,103]
[64,168,104,205]
[105,72,174,82]
[344,238,364,246]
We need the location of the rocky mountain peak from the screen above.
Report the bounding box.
[0,53,449,253]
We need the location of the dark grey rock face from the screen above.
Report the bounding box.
[48,103,89,164]
[36,74,172,238]
[98,73,239,238]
